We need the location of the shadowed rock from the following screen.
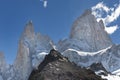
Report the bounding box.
[29,49,104,80]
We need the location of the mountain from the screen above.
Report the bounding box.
[0,9,120,80]
[57,10,113,52]
[29,49,104,80]
[13,40,32,80]
[13,21,54,80]
[58,10,120,80]
[0,21,54,80]
[58,10,120,73]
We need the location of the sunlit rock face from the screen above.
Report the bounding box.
[13,21,35,80]
[58,10,113,52]
[12,21,54,80]
[14,40,32,80]
[21,20,35,40]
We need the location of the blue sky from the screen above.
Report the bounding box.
[0,0,120,64]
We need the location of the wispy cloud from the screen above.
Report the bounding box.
[40,0,48,8]
[91,2,120,34]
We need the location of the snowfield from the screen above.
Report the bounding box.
[62,45,120,80]
[102,74,120,80]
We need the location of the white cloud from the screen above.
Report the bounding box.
[92,2,110,13]
[43,1,47,8]
[40,0,48,8]
[105,25,119,34]
[104,4,120,25]
[91,2,120,34]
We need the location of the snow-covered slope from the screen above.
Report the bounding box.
[62,44,120,80]
[62,45,120,72]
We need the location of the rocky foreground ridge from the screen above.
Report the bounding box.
[29,49,104,80]
[0,10,120,80]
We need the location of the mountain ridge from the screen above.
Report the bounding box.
[0,9,120,80]
[29,49,104,80]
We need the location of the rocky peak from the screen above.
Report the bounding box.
[29,49,104,80]
[24,20,34,36]
[69,9,113,52]
[21,20,35,41]
[37,49,67,72]
[81,9,92,17]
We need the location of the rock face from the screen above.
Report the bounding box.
[89,63,107,73]
[29,49,104,80]
[89,63,108,76]
[22,20,35,40]
[57,10,113,52]
[14,40,32,80]
[13,21,35,80]
[12,21,54,80]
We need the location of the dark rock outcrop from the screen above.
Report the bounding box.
[29,49,104,80]
[89,63,108,76]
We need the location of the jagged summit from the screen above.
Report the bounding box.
[25,20,34,31]
[24,20,34,32]
[81,9,92,17]
[9,20,54,80]
[22,20,35,39]
[57,10,113,52]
